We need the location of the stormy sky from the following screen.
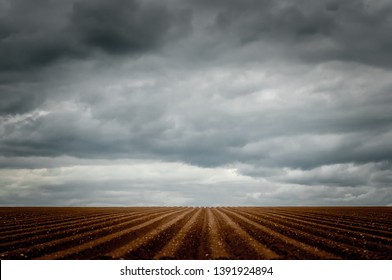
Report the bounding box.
[1,0,392,206]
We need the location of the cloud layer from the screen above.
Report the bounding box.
[1,0,391,206]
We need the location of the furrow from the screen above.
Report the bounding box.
[221,208,339,259]
[206,208,231,259]
[231,208,391,259]
[213,208,280,259]
[0,212,130,243]
[1,208,179,259]
[108,208,195,259]
[244,208,392,246]
[195,208,209,259]
[0,212,145,251]
[0,208,163,234]
[263,209,392,237]
[1,207,391,260]
[0,213,105,232]
[153,209,203,259]
[35,208,187,260]
[271,207,392,228]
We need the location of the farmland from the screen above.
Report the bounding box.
[0,207,391,260]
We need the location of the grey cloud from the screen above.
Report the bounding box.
[69,0,184,55]
[0,174,257,206]
[0,110,127,158]
[0,0,76,72]
[233,131,392,170]
[0,90,46,115]
[184,0,392,68]
[0,0,191,73]
[2,0,392,74]
[0,0,391,206]
[0,0,191,116]
[275,163,392,188]
[0,182,190,206]
[1,61,392,171]
[242,185,392,206]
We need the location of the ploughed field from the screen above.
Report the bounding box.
[1,207,391,260]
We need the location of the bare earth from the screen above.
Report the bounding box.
[0,207,391,260]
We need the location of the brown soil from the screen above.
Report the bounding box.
[0,207,391,260]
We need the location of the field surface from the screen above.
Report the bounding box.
[1,207,391,260]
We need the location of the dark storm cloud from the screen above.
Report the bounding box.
[70,0,182,54]
[1,61,392,171]
[2,0,392,72]
[0,0,190,73]
[0,180,243,206]
[184,0,392,68]
[0,88,45,115]
[0,0,191,115]
[1,0,392,206]
[275,162,392,188]
[0,0,76,72]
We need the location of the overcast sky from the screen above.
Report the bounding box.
[1,0,392,206]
